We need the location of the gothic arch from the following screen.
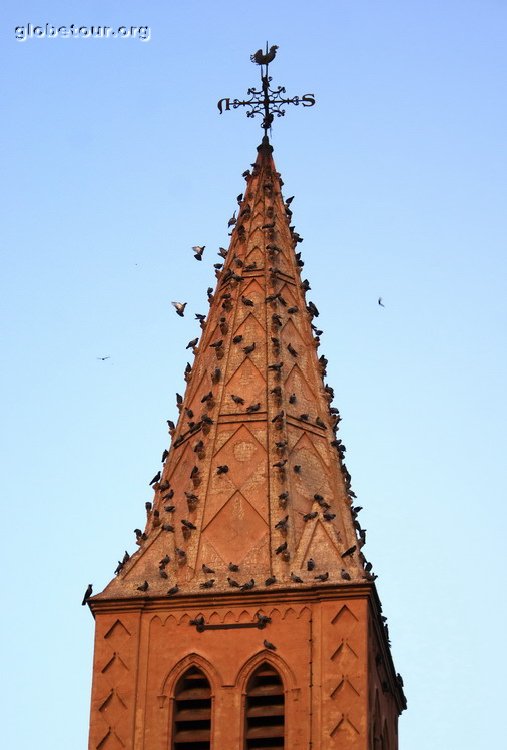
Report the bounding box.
[160,652,222,698]
[235,649,296,692]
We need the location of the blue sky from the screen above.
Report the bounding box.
[1,1,506,748]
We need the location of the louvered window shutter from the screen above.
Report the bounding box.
[173,667,211,750]
[244,663,285,749]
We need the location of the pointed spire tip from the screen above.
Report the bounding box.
[258,135,273,154]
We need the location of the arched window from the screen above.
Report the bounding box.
[172,666,211,750]
[244,662,285,749]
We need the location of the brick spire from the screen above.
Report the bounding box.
[96,137,370,601]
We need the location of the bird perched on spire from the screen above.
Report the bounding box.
[250,45,279,66]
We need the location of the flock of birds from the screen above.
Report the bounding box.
[83,157,380,613]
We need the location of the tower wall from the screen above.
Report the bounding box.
[89,591,401,749]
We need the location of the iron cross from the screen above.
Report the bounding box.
[217,44,316,136]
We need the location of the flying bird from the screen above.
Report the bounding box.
[192,245,205,260]
[251,45,279,65]
[171,301,187,317]
[96,356,110,361]
[81,584,93,605]
[378,297,385,307]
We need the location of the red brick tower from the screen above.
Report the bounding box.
[86,135,406,749]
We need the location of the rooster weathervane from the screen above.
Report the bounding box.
[217,44,315,136]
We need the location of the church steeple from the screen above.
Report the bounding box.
[95,137,367,603]
[87,48,405,750]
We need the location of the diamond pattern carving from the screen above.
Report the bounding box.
[203,491,268,563]
[212,424,266,488]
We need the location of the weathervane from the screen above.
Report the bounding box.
[217,44,315,136]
